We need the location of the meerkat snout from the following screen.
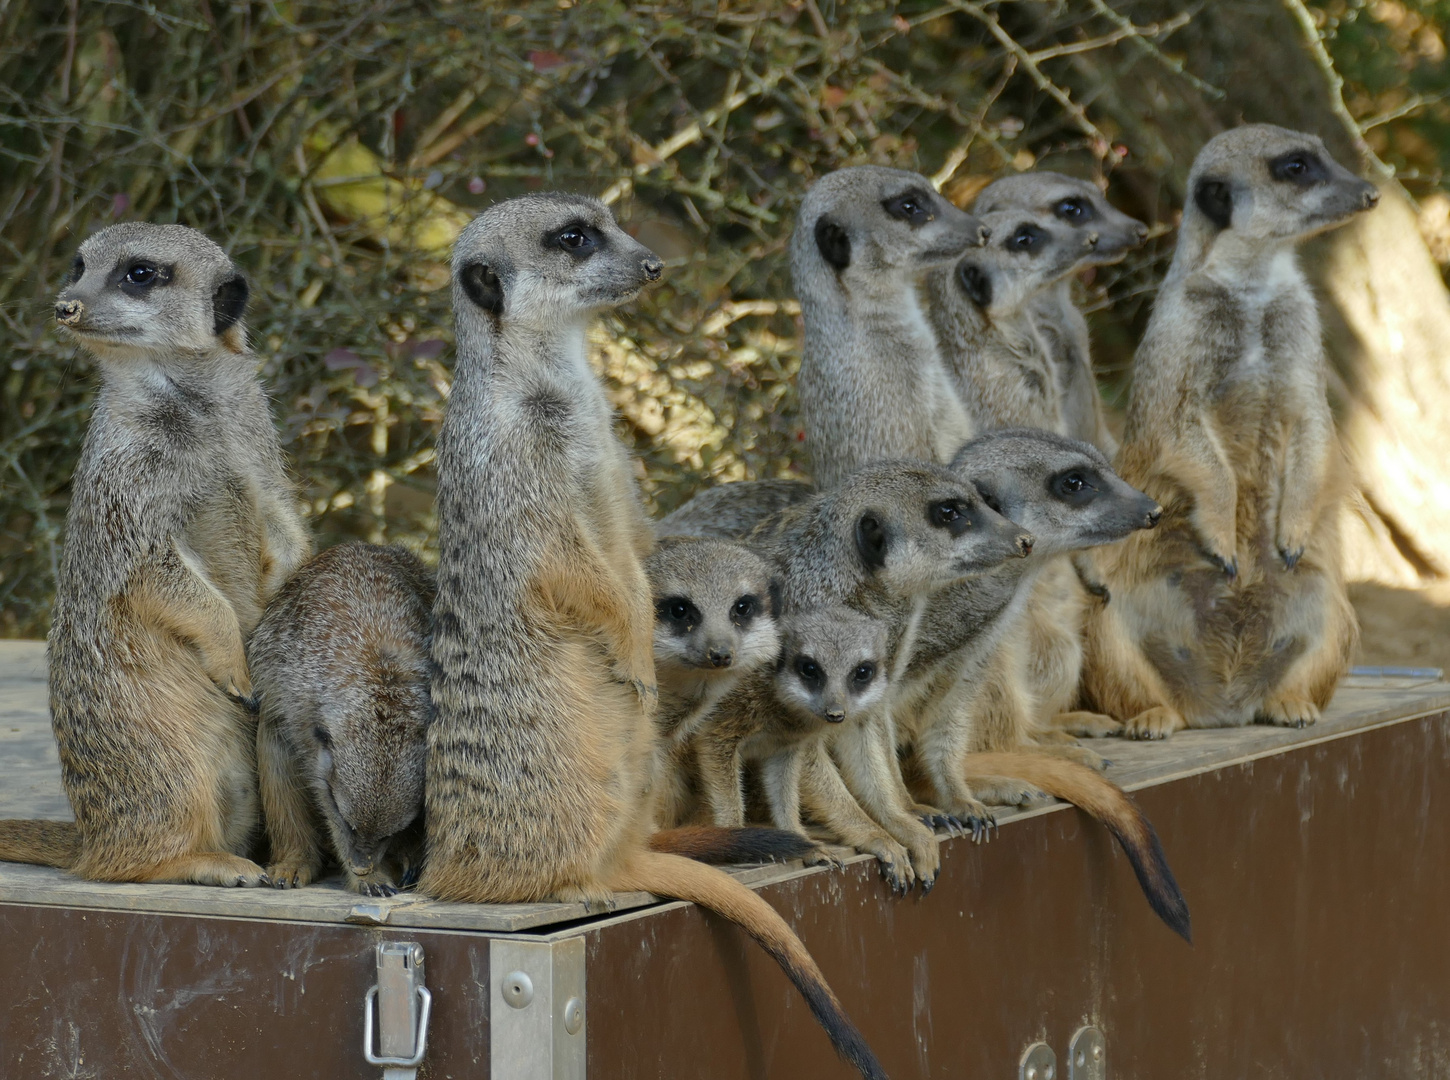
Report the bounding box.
[1145,505,1163,529]
[706,645,734,668]
[642,255,664,280]
[55,300,83,325]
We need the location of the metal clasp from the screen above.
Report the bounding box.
[363,941,432,1079]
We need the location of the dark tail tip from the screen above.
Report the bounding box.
[1106,814,1193,943]
[648,825,817,865]
[793,972,890,1080]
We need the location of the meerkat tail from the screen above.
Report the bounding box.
[612,850,887,1080]
[648,825,818,865]
[964,752,1192,943]
[0,820,81,868]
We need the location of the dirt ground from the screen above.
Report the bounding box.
[1350,582,1450,673]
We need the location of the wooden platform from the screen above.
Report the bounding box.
[3,638,1449,1078]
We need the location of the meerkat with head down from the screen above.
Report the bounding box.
[0,223,311,886]
[423,194,884,1079]
[1081,124,1375,741]
[972,171,1149,456]
[793,166,990,489]
[248,543,433,896]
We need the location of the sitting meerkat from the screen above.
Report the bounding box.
[927,207,1101,433]
[1081,124,1376,740]
[793,165,989,489]
[248,543,434,896]
[0,223,311,886]
[422,194,884,1080]
[972,171,1149,456]
[690,461,1034,892]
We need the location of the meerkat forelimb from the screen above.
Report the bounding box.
[1081,124,1375,740]
[248,543,434,896]
[972,171,1149,455]
[0,224,311,886]
[423,194,883,1079]
[793,166,990,489]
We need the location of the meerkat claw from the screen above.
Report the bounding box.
[1279,545,1304,571]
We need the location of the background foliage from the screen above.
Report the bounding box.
[2,0,1446,637]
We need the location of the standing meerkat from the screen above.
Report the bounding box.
[793,165,989,489]
[926,207,1100,433]
[422,194,884,1079]
[972,171,1149,456]
[248,543,434,896]
[1081,125,1375,740]
[0,223,311,885]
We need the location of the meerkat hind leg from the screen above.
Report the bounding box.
[964,774,1047,808]
[135,852,271,888]
[1047,709,1125,739]
[1121,705,1187,741]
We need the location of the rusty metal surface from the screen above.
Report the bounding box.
[584,709,1450,1079]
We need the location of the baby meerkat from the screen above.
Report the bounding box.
[248,543,434,896]
[793,165,989,489]
[0,224,311,886]
[424,194,883,1079]
[1082,124,1375,740]
[928,208,1101,433]
[973,172,1149,455]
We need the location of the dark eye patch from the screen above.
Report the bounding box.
[730,595,758,626]
[928,499,972,536]
[552,221,601,258]
[66,255,85,285]
[313,725,333,749]
[1050,469,1099,503]
[656,596,700,635]
[115,260,173,294]
[1269,150,1330,187]
[882,188,934,226]
[795,656,823,687]
[1053,197,1096,224]
[850,662,876,688]
[1005,223,1046,254]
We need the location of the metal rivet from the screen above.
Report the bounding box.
[564,996,584,1034]
[1076,1052,1086,1066]
[502,971,534,1009]
[1045,1067,1056,1080]
[1026,1068,1038,1080]
[1093,1046,1103,1061]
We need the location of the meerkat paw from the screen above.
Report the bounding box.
[857,836,915,896]
[802,843,847,870]
[1277,542,1307,571]
[901,829,941,894]
[935,796,997,843]
[157,853,271,888]
[1051,710,1125,739]
[1121,706,1186,741]
[221,673,259,713]
[554,884,620,912]
[266,859,318,889]
[968,775,1047,808]
[350,869,401,898]
[1034,743,1108,770]
[912,803,974,839]
[1258,697,1320,729]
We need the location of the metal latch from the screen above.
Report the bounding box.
[1020,1041,1057,1080]
[363,941,432,1080]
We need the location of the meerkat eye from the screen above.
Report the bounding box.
[731,596,757,623]
[124,262,160,286]
[851,662,876,687]
[1270,151,1326,186]
[882,189,933,226]
[66,255,85,285]
[1053,198,1094,223]
[1052,471,1097,500]
[795,657,823,686]
[656,596,699,633]
[312,725,333,749]
[1007,224,1046,253]
[554,224,598,257]
[929,500,964,527]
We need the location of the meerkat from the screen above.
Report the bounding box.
[793,165,990,489]
[926,207,1101,433]
[696,461,1034,892]
[972,171,1149,456]
[1081,124,1375,741]
[422,194,883,1079]
[0,223,311,886]
[247,543,433,896]
[885,431,1190,939]
[656,478,813,539]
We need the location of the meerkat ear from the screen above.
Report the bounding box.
[1193,178,1234,230]
[957,261,992,308]
[212,274,249,335]
[854,513,888,572]
[814,216,851,270]
[460,261,503,315]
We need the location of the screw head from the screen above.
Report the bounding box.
[1026,1068,1038,1080]
[564,996,584,1034]
[502,970,534,1009]
[1093,1045,1103,1061]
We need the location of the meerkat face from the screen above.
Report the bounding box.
[951,210,1099,319]
[1186,124,1379,243]
[452,193,663,329]
[974,171,1148,265]
[952,429,1161,557]
[773,607,888,726]
[793,165,991,288]
[646,537,781,679]
[54,222,249,360]
[831,461,1034,597]
[309,697,428,879]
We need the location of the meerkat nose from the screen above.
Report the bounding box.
[1145,506,1163,528]
[1017,534,1034,557]
[1361,186,1381,210]
[706,647,733,669]
[1086,232,1100,249]
[825,708,846,723]
[642,256,664,281]
[55,299,84,324]
[975,224,992,246]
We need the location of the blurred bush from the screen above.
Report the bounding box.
[1,0,1445,637]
